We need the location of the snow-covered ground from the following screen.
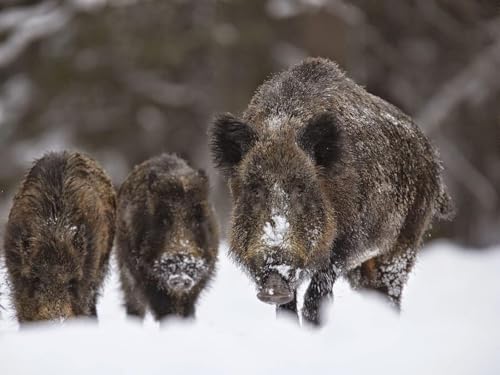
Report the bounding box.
[1,241,499,374]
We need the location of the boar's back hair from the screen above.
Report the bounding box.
[4,151,116,321]
[243,57,452,233]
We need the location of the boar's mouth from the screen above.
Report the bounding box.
[257,273,294,305]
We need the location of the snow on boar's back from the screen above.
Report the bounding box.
[116,154,218,320]
[4,151,116,323]
[210,57,453,326]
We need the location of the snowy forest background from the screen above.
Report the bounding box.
[0,0,499,248]
[0,1,499,373]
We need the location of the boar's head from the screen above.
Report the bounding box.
[125,169,217,295]
[5,221,89,322]
[211,112,343,304]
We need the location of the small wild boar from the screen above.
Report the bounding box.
[210,57,452,326]
[116,154,218,320]
[4,151,116,322]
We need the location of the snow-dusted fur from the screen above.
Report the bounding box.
[115,154,218,320]
[210,57,453,326]
[3,151,116,322]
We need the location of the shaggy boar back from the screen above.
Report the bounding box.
[116,154,218,320]
[4,151,116,322]
[210,57,452,325]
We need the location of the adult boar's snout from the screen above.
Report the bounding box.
[257,273,293,305]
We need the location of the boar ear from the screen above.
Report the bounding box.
[298,112,343,169]
[196,168,208,180]
[210,113,257,174]
[147,170,159,192]
[196,168,209,188]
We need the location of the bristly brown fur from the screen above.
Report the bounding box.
[4,151,116,322]
[210,57,453,326]
[115,154,218,320]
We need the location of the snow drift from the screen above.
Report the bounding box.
[0,241,499,374]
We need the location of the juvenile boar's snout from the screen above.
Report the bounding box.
[257,273,293,305]
[153,252,208,292]
[167,274,195,291]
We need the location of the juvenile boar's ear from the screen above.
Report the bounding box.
[210,113,257,175]
[298,112,343,169]
[148,170,159,192]
[196,169,210,186]
[196,169,210,192]
[197,168,208,180]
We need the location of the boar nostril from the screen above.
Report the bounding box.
[257,273,294,305]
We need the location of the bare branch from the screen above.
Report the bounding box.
[414,23,500,209]
[0,2,72,69]
[438,138,498,210]
[416,34,500,134]
[322,0,405,70]
[118,70,200,108]
[0,1,57,32]
[0,0,141,70]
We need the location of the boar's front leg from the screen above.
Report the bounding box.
[122,287,146,319]
[276,291,299,323]
[347,242,418,309]
[89,293,98,317]
[302,236,350,326]
[302,270,336,327]
[119,267,146,318]
[143,282,177,321]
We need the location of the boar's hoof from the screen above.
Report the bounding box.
[257,273,293,305]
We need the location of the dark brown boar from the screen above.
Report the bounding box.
[4,151,116,323]
[210,57,453,326]
[116,154,218,320]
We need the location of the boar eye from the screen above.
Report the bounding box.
[294,184,306,196]
[68,278,78,294]
[31,276,41,286]
[72,233,84,249]
[21,238,30,251]
[157,210,172,228]
[193,205,205,221]
[28,276,42,295]
[250,185,265,199]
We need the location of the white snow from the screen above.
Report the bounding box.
[261,213,290,247]
[269,264,303,283]
[260,183,291,248]
[1,241,499,374]
[265,114,287,130]
[270,264,292,278]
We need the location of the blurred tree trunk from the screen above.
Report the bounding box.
[0,0,499,247]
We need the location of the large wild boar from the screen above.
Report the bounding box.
[116,154,218,320]
[210,57,452,326]
[4,151,116,322]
